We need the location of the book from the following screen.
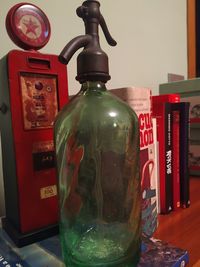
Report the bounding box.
[153,93,180,103]
[153,96,190,209]
[152,94,181,211]
[152,118,160,214]
[182,95,200,124]
[171,102,190,209]
[184,97,200,176]
[181,95,200,176]
[0,227,63,267]
[139,237,189,267]
[152,96,173,214]
[110,87,158,237]
[171,109,180,210]
[0,226,189,267]
[159,78,200,176]
[189,143,200,175]
[159,78,200,98]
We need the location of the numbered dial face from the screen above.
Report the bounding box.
[6,3,51,50]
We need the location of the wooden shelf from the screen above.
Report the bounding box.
[154,177,200,266]
[187,0,196,78]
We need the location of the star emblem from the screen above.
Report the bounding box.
[23,17,39,36]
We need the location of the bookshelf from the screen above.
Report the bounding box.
[154,177,200,267]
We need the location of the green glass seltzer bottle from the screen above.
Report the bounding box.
[54,1,141,266]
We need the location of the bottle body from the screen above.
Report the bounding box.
[54,82,141,267]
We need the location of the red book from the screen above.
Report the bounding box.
[171,102,190,209]
[152,96,174,214]
[155,94,181,211]
[153,94,181,212]
[171,110,180,210]
[154,94,180,103]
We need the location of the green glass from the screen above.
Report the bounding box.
[54,81,141,267]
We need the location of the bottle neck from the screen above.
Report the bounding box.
[81,81,107,92]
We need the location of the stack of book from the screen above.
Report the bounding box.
[110,87,190,218]
[152,94,190,214]
[159,78,200,176]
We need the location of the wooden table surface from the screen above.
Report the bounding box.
[154,177,200,267]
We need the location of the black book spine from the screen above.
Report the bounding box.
[180,103,190,208]
[165,103,173,212]
[171,102,190,208]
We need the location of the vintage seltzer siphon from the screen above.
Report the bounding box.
[54,1,141,266]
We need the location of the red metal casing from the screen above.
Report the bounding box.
[7,49,68,233]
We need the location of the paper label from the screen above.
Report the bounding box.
[20,73,58,129]
[40,185,57,199]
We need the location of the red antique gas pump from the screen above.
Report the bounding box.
[0,3,68,246]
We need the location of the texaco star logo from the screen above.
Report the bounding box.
[6,3,50,49]
[20,15,42,39]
